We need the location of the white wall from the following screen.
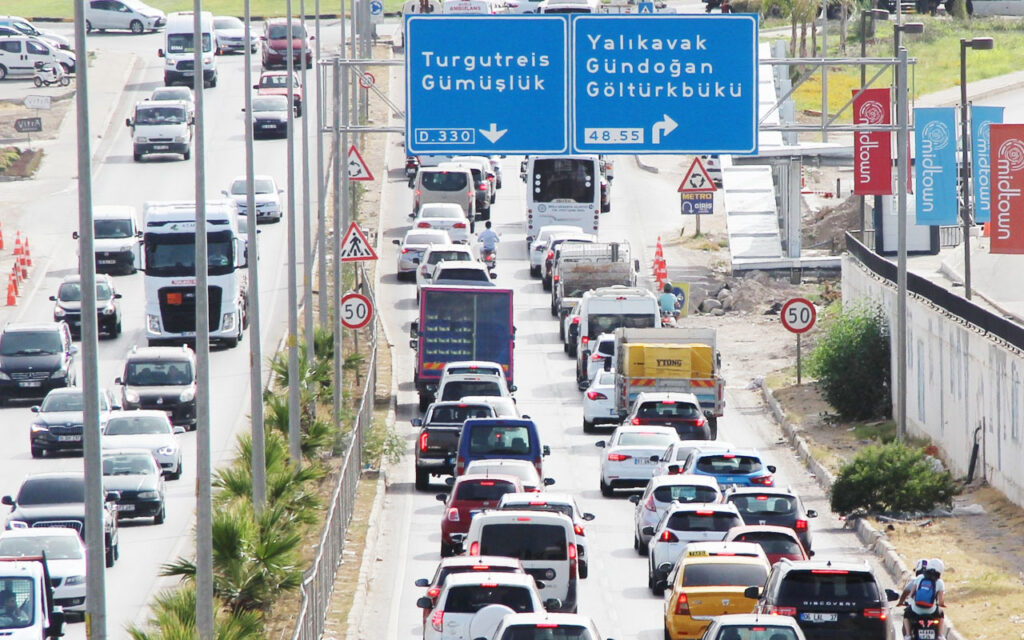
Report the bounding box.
[842,256,1024,510]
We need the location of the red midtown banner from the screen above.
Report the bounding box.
[853,88,892,195]
[990,124,1024,254]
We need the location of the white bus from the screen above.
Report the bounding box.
[523,155,604,247]
[141,200,248,348]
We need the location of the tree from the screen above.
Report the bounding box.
[126,585,264,640]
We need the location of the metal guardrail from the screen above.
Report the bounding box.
[289,287,378,640]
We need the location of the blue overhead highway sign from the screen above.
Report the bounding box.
[572,15,759,154]
[405,16,570,155]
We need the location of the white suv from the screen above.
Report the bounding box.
[416,572,552,640]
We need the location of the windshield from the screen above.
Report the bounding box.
[95,218,134,239]
[682,563,768,587]
[0,577,36,629]
[0,331,62,356]
[166,32,213,54]
[467,424,532,455]
[532,158,595,203]
[252,96,288,112]
[17,477,84,505]
[105,416,170,436]
[0,535,83,560]
[214,16,243,29]
[40,391,109,413]
[143,232,235,277]
[103,452,160,476]
[135,106,187,125]
[58,281,113,302]
[124,361,193,386]
[480,523,567,560]
[267,23,307,39]
[231,178,275,195]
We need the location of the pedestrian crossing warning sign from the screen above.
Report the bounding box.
[347,145,375,181]
[339,221,378,262]
[678,156,717,193]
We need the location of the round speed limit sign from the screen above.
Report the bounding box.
[780,298,816,334]
[340,292,373,330]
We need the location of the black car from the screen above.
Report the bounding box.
[248,95,290,139]
[0,323,77,405]
[748,559,899,640]
[1,472,120,568]
[116,345,197,429]
[29,387,119,458]
[102,449,166,524]
[724,486,818,553]
[49,274,123,339]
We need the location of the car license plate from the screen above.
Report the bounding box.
[800,613,838,623]
[98,259,116,264]
[19,381,41,388]
[917,630,935,640]
[116,504,135,512]
[260,124,275,129]
[607,409,617,416]
[58,435,81,442]
[634,458,653,465]
[152,145,169,150]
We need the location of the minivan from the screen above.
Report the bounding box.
[464,510,581,612]
[0,36,61,79]
[159,11,216,87]
[414,166,476,221]
[72,205,142,275]
[455,418,549,477]
[571,285,660,358]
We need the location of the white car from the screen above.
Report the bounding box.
[582,369,617,432]
[489,613,609,640]
[393,228,451,280]
[529,225,582,277]
[0,528,87,614]
[101,411,185,479]
[497,492,594,577]
[580,332,615,390]
[459,395,521,418]
[595,425,679,497]
[435,372,514,404]
[416,571,550,640]
[464,458,551,492]
[415,243,475,290]
[651,440,735,477]
[644,502,744,594]
[410,202,471,243]
[148,86,195,120]
[222,175,284,223]
[629,474,723,554]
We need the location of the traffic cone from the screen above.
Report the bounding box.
[13,232,22,260]
[654,236,664,260]
[22,237,30,267]
[18,252,27,280]
[6,274,16,306]
[11,263,20,288]
[0,222,5,251]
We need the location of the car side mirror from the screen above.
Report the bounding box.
[392,239,400,245]
[521,414,531,419]
[595,441,606,448]
[641,526,654,536]
[411,418,423,427]
[657,562,673,576]
[542,445,550,456]
[252,84,259,89]
[70,345,79,355]
[173,426,186,435]
[533,580,545,590]
[410,321,419,336]
[157,48,164,57]
[125,117,132,127]
[115,377,123,385]
[435,493,447,503]
[806,509,818,518]
[104,490,121,503]
[409,339,418,350]
[47,609,65,638]
[767,465,777,473]
[628,494,640,504]
[444,476,455,487]
[49,296,56,302]
[744,585,761,599]
[543,598,562,611]
[30,406,40,413]
[414,578,429,587]
[72,231,80,240]
[114,293,123,299]
[667,465,679,474]
[634,259,640,271]
[583,512,595,521]
[508,385,517,392]
[240,107,246,112]
[489,272,497,279]
[543,477,555,486]
[408,212,416,219]
[650,455,660,462]
[416,596,433,609]
[0,496,13,506]
[885,588,900,602]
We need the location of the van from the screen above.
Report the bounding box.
[464,510,581,612]
[0,16,70,50]
[0,35,60,79]
[125,99,194,161]
[86,0,167,34]
[571,285,660,358]
[439,158,494,219]
[159,11,216,87]
[413,166,476,220]
[72,206,142,275]
[455,418,549,476]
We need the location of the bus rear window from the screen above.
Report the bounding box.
[532,159,595,203]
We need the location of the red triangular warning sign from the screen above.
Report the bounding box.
[339,221,378,262]
[347,145,375,182]
[678,157,717,193]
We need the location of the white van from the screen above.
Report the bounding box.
[571,285,660,358]
[125,100,194,161]
[465,510,581,612]
[0,35,61,79]
[158,11,216,87]
[73,206,142,275]
[86,0,167,34]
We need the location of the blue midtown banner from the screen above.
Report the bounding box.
[971,105,1004,224]
[914,107,958,226]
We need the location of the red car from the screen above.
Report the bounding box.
[436,473,522,558]
[261,18,314,70]
[724,525,810,565]
[254,71,303,117]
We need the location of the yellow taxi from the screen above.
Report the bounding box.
[662,541,771,640]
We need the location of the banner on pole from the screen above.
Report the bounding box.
[971,105,1004,224]
[914,107,958,226]
[853,88,892,195]
[989,124,1024,254]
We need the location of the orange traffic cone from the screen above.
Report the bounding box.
[22,237,30,267]
[654,236,664,260]
[13,232,22,260]
[7,273,17,306]
[0,222,5,251]
[11,263,20,288]
[18,252,27,280]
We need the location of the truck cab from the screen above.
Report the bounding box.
[0,556,66,638]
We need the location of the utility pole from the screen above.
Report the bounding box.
[316,0,328,328]
[333,58,349,435]
[301,2,315,378]
[286,1,303,465]
[896,47,909,442]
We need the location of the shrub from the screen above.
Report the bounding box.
[830,441,960,515]
[806,303,890,420]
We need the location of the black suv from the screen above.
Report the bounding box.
[1,472,120,567]
[115,346,197,429]
[724,486,818,553]
[748,559,899,640]
[0,323,77,405]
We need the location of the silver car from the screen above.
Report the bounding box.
[101,411,185,479]
[392,228,451,280]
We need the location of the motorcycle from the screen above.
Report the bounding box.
[908,613,943,640]
[33,61,70,88]
[481,246,497,271]
[660,309,678,327]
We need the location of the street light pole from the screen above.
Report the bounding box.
[959,37,995,301]
[896,46,909,441]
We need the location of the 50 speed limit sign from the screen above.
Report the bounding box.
[340,292,373,330]
[780,298,816,334]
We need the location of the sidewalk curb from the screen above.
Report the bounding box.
[760,384,965,640]
[634,154,659,174]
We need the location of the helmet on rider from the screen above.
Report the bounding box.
[928,558,944,575]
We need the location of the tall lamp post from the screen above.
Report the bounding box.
[893,21,923,59]
[959,36,995,301]
[859,8,889,241]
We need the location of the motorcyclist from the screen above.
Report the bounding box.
[658,283,680,319]
[477,221,499,261]
[897,558,946,640]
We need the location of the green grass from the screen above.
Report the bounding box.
[5,0,408,20]
[851,420,897,443]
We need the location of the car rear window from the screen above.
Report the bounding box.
[501,503,574,518]
[666,511,742,532]
[467,425,533,455]
[406,232,444,245]
[500,625,593,640]
[732,532,804,557]
[438,564,519,586]
[427,251,471,265]
[421,206,463,219]
[480,523,567,560]
[596,341,614,356]
[778,571,880,602]
[586,313,657,339]
[455,480,518,501]
[713,626,800,640]
[637,402,701,419]
[653,485,720,504]
[446,367,500,377]
[442,380,501,401]
[428,404,493,424]
[443,584,534,614]
[422,171,468,191]
[437,268,490,283]
[617,432,677,448]
[696,455,764,475]
[682,563,768,587]
[729,495,795,516]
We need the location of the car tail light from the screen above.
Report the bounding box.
[478,184,488,191]
[571,317,580,325]
[573,523,585,536]
[417,222,431,228]
[607,453,631,462]
[419,432,429,452]
[430,609,444,632]
[863,608,887,620]
[590,353,604,361]
[487,175,495,181]
[546,250,554,260]
[471,565,490,570]
[581,336,589,345]
[453,222,466,228]
[631,417,641,424]
[659,530,678,542]
[695,416,706,427]
[480,582,498,588]
[553,275,560,283]
[568,542,578,579]
[446,508,460,522]
[767,605,797,616]
[794,519,808,531]
[414,189,421,196]
[674,593,690,615]
[426,587,440,598]
[750,475,774,486]
[456,455,465,474]
[586,391,607,400]
[401,247,410,254]
[644,494,656,512]
[469,541,479,556]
